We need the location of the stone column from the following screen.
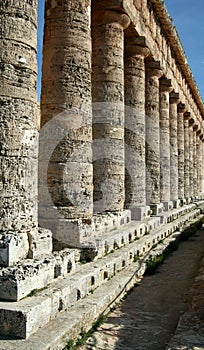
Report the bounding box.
[169,92,180,207]
[124,38,150,220]
[196,132,203,198]
[159,78,173,211]
[193,125,198,198]
[189,122,194,199]
[92,7,130,213]
[145,60,163,214]
[0,1,52,266]
[40,0,93,246]
[183,112,190,202]
[177,103,186,204]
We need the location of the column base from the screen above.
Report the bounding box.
[40,209,131,249]
[130,206,151,221]
[173,199,181,209]
[150,203,164,216]
[162,201,174,211]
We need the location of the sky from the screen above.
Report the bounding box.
[37,0,204,101]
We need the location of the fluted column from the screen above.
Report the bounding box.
[159,78,173,210]
[92,7,130,213]
[169,92,180,205]
[193,125,198,198]
[124,38,150,219]
[183,112,190,201]
[145,60,163,213]
[177,103,186,202]
[196,132,203,198]
[0,0,41,266]
[40,0,93,248]
[189,122,194,199]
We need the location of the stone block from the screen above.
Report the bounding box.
[130,206,151,220]
[150,203,164,216]
[28,228,53,259]
[0,258,55,301]
[163,201,173,211]
[0,232,29,267]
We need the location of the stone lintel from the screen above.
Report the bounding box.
[92,0,124,11]
[170,92,180,104]
[92,9,130,29]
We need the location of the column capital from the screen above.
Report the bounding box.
[92,10,131,29]
[193,124,199,132]
[145,59,163,78]
[125,44,150,58]
[189,117,195,126]
[196,129,201,136]
[170,92,180,104]
[184,112,191,120]
[159,78,173,93]
[177,102,186,114]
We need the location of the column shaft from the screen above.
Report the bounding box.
[159,78,172,206]
[177,103,185,201]
[40,0,93,220]
[197,134,202,198]
[145,61,163,205]
[92,9,130,213]
[0,1,38,265]
[189,126,194,198]
[124,42,149,217]
[184,114,190,199]
[193,128,197,198]
[169,93,179,202]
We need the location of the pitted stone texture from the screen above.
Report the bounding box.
[28,228,52,259]
[0,249,75,301]
[125,41,149,211]
[170,93,180,202]
[92,8,130,213]
[145,60,163,205]
[177,104,185,200]
[184,115,190,199]
[0,232,29,267]
[0,1,39,263]
[159,78,172,203]
[40,0,93,220]
[189,126,194,198]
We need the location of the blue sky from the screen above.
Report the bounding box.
[37,1,204,101]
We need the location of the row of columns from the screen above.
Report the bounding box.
[0,0,204,265]
[40,1,204,224]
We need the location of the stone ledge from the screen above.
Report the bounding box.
[0,212,202,349]
[0,249,75,301]
[0,208,201,339]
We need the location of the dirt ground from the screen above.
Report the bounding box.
[80,227,204,350]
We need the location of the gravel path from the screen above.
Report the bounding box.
[80,227,204,350]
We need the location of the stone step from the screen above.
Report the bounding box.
[0,213,201,350]
[0,248,76,301]
[0,208,201,340]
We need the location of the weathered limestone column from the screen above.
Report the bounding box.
[177,103,186,203]
[169,92,180,206]
[145,60,163,214]
[159,78,173,210]
[124,38,150,220]
[92,6,130,213]
[183,112,190,201]
[189,122,194,199]
[0,1,51,266]
[40,0,93,246]
[196,132,203,198]
[193,125,198,198]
